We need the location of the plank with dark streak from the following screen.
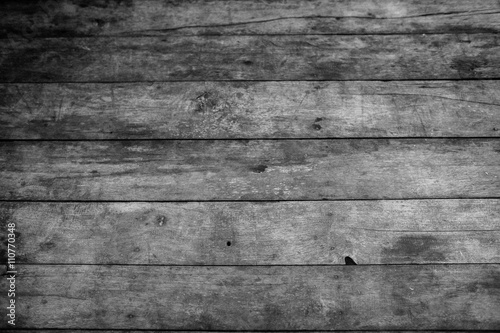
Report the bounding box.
[1,0,500,37]
[1,81,500,139]
[1,139,499,201]
[1,34,500,82]
[0,200,499,265]
[0,264,498,330]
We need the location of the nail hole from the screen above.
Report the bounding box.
[345,256,357,265]
[250,164,267,173]
[157,215,166,226]
[312,123,322,130]
[227,241,232,246]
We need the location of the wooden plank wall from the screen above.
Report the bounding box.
[0,0,499,331]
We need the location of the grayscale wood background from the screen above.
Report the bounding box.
[0,0,499,331]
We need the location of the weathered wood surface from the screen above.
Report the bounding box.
[0,264,498,330]
[1,0,500,37]
[1,139,499,201]
[2,34,500,82]
[2,81,500,139]
[1,200,499,265]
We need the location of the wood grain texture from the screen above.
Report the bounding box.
[2,81,500,139]
[0,264,498,330]
[1,200,499,265]
[1,0,500,37]
[2,34,500,82]
[1,139,499,201]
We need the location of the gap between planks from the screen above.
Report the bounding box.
[1,138,500,142]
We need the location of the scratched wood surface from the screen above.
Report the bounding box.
[0,264,499,330]
[2,34,500,82]
[1,0,500,37]
[1,139,499,201]
[2,81,500,139]
[1,200,499,265]
[2,0,500,331]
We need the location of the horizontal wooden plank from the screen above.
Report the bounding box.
[2,34,500,82]
[1,0,500,37]
[2,81,500,139]
[1,200,499,265]
[1,139,499,201]
[0,264,498,329]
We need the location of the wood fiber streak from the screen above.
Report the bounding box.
[1,139,499,201]
[1,34,500,82]
[1,81,500,139]
[0,265,498,330]
[1,200,499,265]
[1,0,500,36]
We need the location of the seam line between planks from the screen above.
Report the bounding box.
[3,78,500,84]
[2,31,500,39]
[2,197,500,203]
[2,79,500,84]
[3,263,500,267]
[1,137,500,142]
